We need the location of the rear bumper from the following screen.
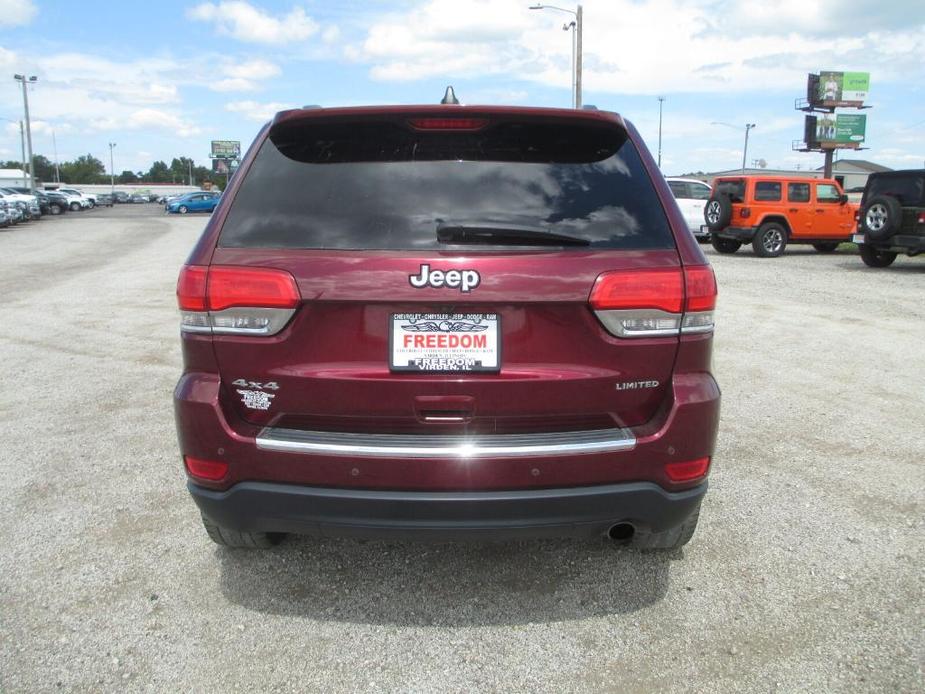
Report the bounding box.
[715,226,756,241]
[189,478,707,540]
[853,232,925,253]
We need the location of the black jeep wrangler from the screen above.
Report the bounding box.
[853,170,925,267]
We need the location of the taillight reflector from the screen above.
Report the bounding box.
[589,268,684,313]
[207,266,300,311]
[177,265,208,311]
[684,265,717,312]
[665,457,711,482]
[918,212,925,224]
[408,117,489,131]
[184,456,228,481]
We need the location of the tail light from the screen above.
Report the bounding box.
[590,265,716,338]
[177,265,300,336]
[918,212,925,225]
[740,207,751,219]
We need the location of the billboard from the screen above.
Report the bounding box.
[812,71,870,106]
[212,158,232,174]
[210,140,240,159]
[805,115,866,147]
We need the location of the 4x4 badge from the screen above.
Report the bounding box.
[409,264,480,293]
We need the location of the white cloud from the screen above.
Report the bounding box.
[225,100,294,122]
[188,1,320,44]
[0,0,36,26]
[352,0,925,96]
[209,58,281,92]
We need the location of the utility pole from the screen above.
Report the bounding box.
[52,129,60,182]
[575,4,582,108]
[188,159,193,186]
[108,142,116,193]
[13,74,37,190]
[657,96,665,168]
[742,124,756,172]
[19,120,26,187]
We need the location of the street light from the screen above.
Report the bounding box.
[108,142,116,193]
[529,4,583,108]
[657,96,665,168]
[13,74,37,190]
[712,121,757,172]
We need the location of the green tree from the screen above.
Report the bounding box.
[59,154,106,184]
[146,160,171,183]
[31,154,56,182]
[117,170,139,184]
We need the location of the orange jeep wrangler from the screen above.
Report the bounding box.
[703,176,858,257]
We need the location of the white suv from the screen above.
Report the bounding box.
[56,188,93,210]
[667,178,713,241]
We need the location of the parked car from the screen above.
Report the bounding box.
[42,191,70,215]
[129,194,148,203]
[0,200,11,228]
[57,187,96,208]
[95,193,114,207]
[852,169,925,267]
[174,101,720,551]
[166,191,220,214]
[667,177,713,241]
[704,176,857,257]
[50,189,90,211]
[0,188,40,220]
[112,191,130,204]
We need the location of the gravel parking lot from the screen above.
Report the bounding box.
[0,207,922,692]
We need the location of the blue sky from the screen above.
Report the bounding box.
[1,0,923,178]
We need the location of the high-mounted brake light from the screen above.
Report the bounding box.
[177,265,301,336]
[408,118,489,131]
[590,265,717,338]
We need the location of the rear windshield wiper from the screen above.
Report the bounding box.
[436,224,590,247]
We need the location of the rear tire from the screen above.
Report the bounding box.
[753,222,787,257]
[858,244,897,268]
[632,505,700,550]
[710,236,741,254]
[178,205,189,214]
[813,242,839,253]
[50,203,62,215]
[69,202,80,211]
[201,515,284,549]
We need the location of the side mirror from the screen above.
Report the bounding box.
[839,194,849,204]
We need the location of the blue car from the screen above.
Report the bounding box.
[166,192,220,214]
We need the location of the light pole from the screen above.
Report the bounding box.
[711,121,756,172]
[529,4,583,108]
[52,129,60,182]
[657,96,665,168]
[2,117,26,185]
[188,158,193,186]
[108,142,116,193]
[13,74,37,190]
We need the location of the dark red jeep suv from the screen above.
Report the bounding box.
[174,102,720,550]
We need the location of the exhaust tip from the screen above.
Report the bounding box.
[607,523,635,542]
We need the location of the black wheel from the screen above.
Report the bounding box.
[813,242,839,253]
[711,236,741,254]
[858,244,897,268]
[703,195,732,231]
[200,515,283,549]
[632,504,701,550]
[50,203,62,215]
[860,195,901,241]
[178,205,189,214]
[69,202,80,211]
[753,222,787,257]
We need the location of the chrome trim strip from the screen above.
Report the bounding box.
[256,427,636,458]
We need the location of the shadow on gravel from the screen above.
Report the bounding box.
[216,537,674,626]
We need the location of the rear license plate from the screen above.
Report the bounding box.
[852,233,865,244]
[391,313,500,372]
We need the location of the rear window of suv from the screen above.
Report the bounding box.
[865,174,925,206]
[219,117,675,250]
